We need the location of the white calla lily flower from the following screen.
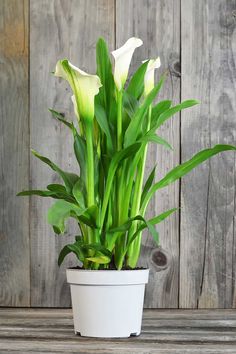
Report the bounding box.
[55,60,102,122]
[71,95,79,119]
[112,37,143,91]
[143,57,161,96]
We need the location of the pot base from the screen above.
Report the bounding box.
[74,331,141,338]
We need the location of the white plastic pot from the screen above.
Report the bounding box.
[66,268,149,338]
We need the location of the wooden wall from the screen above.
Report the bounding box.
[0,0,235,308]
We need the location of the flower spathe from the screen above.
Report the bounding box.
[55,60,102,122]
[111,37,143,91]
[143,57,161,96]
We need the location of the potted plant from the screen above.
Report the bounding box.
[18,37,236,338]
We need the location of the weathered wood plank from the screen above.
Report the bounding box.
[116,0,181,308]
[180,0,236,308]
[0,309,236,354]
[0,309,236,353]
[2,307,236,319]
[30,0,115,306]
[0,0,30,306]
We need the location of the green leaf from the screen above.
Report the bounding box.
[127,208,178,249]
[31,149,79,193]
[124,75,166,148]
[47,184,67,193]
[17,190,56,197]
[58,240,112,266]
[95,102,113,153]
[72,178,85,207]
[48,200,84,234]
[58,241,86,265]
[17,188,75,203]
[84,243,112,264]
[139,133,173,150]
[58,244,78,266]
[151,100,172,128]
[123,91,139,118]
[141,165,156,206]
[49,108,73,129]
[126,60,149,99]
[96,37,115,111]
[73,133,87,184]
[100,143,142,225]
[155,100,199,129]
[142,144,236,211]
[106,215,159,251]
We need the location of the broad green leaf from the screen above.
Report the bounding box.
[31,149,79,193]
[48,200,84,234]
[47,184,67,193]
[142,144,236,211]
[124,75,166,148]
[72,178,85,207]
[155,100,199,129]
[126,60,149,99]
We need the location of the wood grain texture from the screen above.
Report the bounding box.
[0,0,30,306]
[0,309,236,353]
[30,0,115,306]
[116,0,181,308]
[180,0,236,308]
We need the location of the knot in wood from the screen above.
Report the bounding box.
[169,60,181,77]
[150,247,170,272]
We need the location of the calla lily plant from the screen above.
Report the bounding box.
[18,37,236,270]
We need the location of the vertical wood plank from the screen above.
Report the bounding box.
[0,0,30,306]
[116,0,181,308]
[180,0,236,308]
[30,0,115,306]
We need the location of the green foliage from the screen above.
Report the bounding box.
[18,37,236,270]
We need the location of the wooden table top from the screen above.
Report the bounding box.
[0,308,236,353]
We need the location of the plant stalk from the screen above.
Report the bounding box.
[85,120,95,243]
[126,105,152,267]
[117,90,123,151]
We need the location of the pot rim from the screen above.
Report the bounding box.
[66,268,149,286]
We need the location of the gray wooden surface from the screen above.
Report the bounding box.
[0,0,30,306]
[0,308,236,353]
[116,0,181,309]
[30,0,115,307]
[180,0,236,308]
[0,0,235,308]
